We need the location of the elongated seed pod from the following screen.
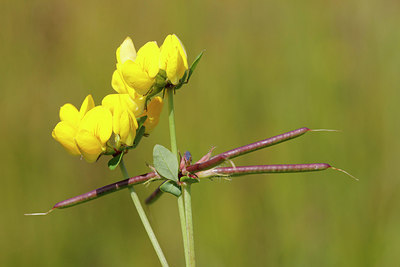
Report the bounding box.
[210,163,331,177]
[187,127,310,173]
[53,172,158,209]
[52,128,317,209]
[145,184,164,205]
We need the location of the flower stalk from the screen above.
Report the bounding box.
[119,159,169,267]
[167,88,193,266]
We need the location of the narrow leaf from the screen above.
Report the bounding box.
[187,50,204,82]
[136,115,148,129]
[108,152,124,170]
[132,126,146,149]
[160,180,181,197]
[153,144,179,181]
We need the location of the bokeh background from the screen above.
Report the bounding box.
[1,0,400,266]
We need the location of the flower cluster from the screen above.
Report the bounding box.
[52,34,188,162]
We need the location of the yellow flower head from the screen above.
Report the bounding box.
[52,95,113,163]
[143,96,164,134]
[118,37,160,95]
[159,34,188,85]
[52,95,95,156]
[102,94,141,148]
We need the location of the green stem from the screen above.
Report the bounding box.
[167,88,178,157]
[167,88,191,266]
[183,184,195,266]
[120,159,169,267]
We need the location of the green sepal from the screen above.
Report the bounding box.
[153,144,179,181]
[160,180,182,197]
[180,176,199,184]
[187,50,204,83]
[108,152,124,171]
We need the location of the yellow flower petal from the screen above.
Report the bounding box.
[118,111,137,146]
[160,34,188,85]
[102,94,139,147]
[173,34,188,69]
[117,37,136,64]
[121,60,154,95]
[52,121,80,155]
[75,129,104,163]
[144,96,163,133]
[136,41,160,78]
[59,103,79,126]
[79,95,95,119]
[79,106,113,144]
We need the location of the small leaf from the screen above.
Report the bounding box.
[187,50,204,83]
[132,126,146,149]
[136,115,148,129]
[153,144,179,181]
[160,180,182,197]
[108,152,124,170]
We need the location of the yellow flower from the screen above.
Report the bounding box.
[143,96,163,134]
[52,95,95,156]
[52,95,113,163]
[75,106,113,163]
[118,37,160,95]
[102,94,141,148]
[159,34,188,85]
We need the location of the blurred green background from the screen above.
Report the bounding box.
[1,0,399,266]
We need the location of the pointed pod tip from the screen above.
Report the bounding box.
[24,208,54,216]
[310,128,342,133]
[330,166,359,181]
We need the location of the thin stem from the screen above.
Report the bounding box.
[178,194,189,265]
[167,88,191,266]
[120,159,169,267]
[183,184,195,266]
[167,88,178,157]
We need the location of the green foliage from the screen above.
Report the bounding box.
[160,181,182,197]
[187,50,204,83]
[108,152,124,171]
[153,144,179,181]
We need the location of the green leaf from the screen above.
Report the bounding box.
[132,126,146,149]
[160,180,181,197]
[187,50,204,83]
[108,152,124,171]
[153,144,179,181]
[136,115,148,129]
[180,176,199,184]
